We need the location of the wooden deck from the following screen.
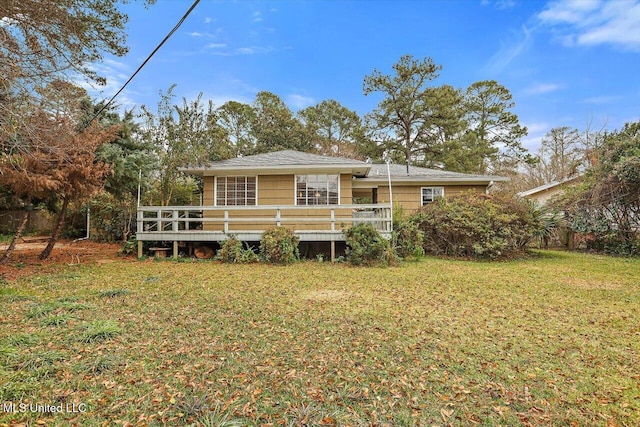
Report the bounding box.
[135,204,392,258]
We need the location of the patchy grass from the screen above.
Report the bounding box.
[96,288,131,298]
[79,320,122,343]
[0,251,638,426]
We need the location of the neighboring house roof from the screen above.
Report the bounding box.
[518,174,583,198]
[182,149,508,185]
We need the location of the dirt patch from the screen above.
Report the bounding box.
[0,240,128,282]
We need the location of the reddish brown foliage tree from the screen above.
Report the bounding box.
[1,104,115,263]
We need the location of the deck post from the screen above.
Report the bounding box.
[331,240,335,263]
[137,240,143,258]
[172,209,179,232]
[137,210,143,233]
[156,209,162,232]
[173,240,179,259]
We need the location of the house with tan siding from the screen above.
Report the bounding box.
[136,150,507,258]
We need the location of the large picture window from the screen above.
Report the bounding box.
[296,174,339,205]
[216,176,257,206]
[421,187,444,205]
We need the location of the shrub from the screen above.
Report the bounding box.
[555,122,640,257]
[413,194,541,259]
[216,236,259,263]
[392,219,424,259]
[344,223,396,266]
[120,238,140,256]
[259,227,299,264]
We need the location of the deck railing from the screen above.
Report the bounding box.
[136,204,392,236]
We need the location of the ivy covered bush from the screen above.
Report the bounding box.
[414,194,541,259]
[259,226,300,264]
[216,235,259,263]
[344,223,396,266]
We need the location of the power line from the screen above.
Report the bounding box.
[86,0,201,127]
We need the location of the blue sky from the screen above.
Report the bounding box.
[93,0,640,151]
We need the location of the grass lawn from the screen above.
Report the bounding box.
[0,251,638,426]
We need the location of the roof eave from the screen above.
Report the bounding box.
[353,176,509,184]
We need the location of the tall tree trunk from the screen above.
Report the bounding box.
[39,197,70,260]
[0,209,29,265]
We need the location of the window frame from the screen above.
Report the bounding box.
[214,176,258,206]
[421,186,444,205]
[295,174,341,206]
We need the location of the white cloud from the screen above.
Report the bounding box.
[524,82,564,95]
[480,0,517,9]
[538,0,640,51]
[204,17,212,24]
[206,43,227,49]
[526,122,552,135]
[538,0,600,24]
[287,94,315,110]
[73,59,139,110]
[496,0,517,10]
[187,32,204,37]
[102,58,129,71]
[581,95,621,104]
[484,25,534,73]
[235,46,275,55]
[253,11,263,22]
[521,121,551,150]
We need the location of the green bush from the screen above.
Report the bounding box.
[392,219,424,259]
[216,236,259,263]
[259,227,300,264]
[120,238,138,256]
[413,194,541,259]
[344,223,396,266]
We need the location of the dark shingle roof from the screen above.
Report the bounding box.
[362,163,508,182]
[193,150,367,169]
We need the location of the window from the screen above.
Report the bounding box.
[296,174,339,205]
[421,187,444,205]
[216,176,257,206]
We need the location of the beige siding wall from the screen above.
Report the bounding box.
[377,184,486,213]
[340,174,352,204]
[203,177,214,206]
[202,173,355,231]
[258,174,295,205]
